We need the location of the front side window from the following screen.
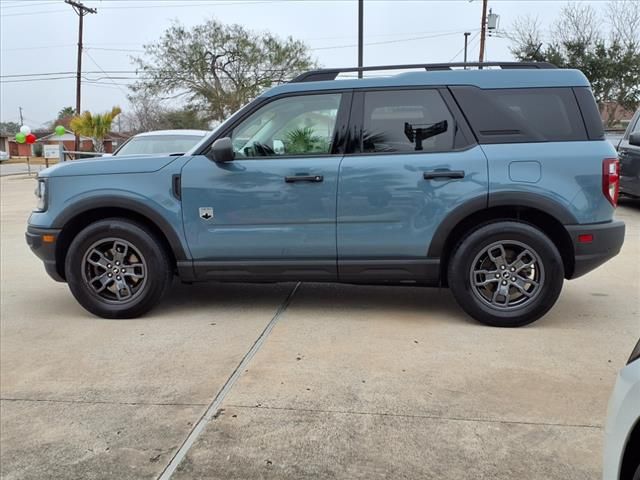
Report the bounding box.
[230,93,342,158]
[362,90,455,154]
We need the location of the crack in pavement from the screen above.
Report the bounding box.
[226,404,603,430]
[0,398,207,407]
[156,282,301,480]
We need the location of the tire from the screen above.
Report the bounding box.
[447,221,564,327]
[65,218,172,319]
[634,464,640,480]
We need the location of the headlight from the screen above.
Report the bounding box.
[629,338,640,365]
[33,179,47,212]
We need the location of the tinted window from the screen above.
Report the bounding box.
[115,135,204,156]
[574,87,604,140]
[230,93,341,158]
[451,86,588,143]
[362,90,454,153]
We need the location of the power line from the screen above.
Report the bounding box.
[83,49,131,97]
[449,31,480,62]
[0,1,59,9]
[1,70,137,78]
[310,30,473,51]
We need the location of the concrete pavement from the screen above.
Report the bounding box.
[1,175,639,479]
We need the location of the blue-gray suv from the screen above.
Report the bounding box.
[26,62,625,327]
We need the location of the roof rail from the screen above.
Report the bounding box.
[290,62,557,83]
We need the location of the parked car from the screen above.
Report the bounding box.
[617,109,640,198]
[26,62,625,325]
[603,339,640,480]
[0,150,9,162]
[111,129,208,157]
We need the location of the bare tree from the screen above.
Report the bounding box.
[552,2,601,46]
[607,0,640,46]
[508,15,545,60]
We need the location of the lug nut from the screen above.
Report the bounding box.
[501,265,505,270]
[502,281,507,285]
[511,277,516,281]
[108,273,113,278]
[495,273,500,278]
[510,267,515,272]
[116,276,121,280]
[107,264,112,268]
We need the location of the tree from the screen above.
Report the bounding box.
[0,122,20,134]
[57,106,75,119]
[509,1,640,127]
[70,106,122,152]
[131,19,316,123]
[121,94,210,133]
[51,106,77,130]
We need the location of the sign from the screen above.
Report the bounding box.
[44,144,61,159]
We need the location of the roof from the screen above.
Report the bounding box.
[262,68,591,98]
[133,129,209,137]
[37,130,92,142]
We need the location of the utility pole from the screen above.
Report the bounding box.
[18,107,24,125]
[463,32,470,68]
[478,0,488,63]
[65,0,97,152]
[357,0,364,78]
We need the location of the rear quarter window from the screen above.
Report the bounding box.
[451,86,588,144]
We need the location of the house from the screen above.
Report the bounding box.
[0,133,10,155]
[36,129,130,154]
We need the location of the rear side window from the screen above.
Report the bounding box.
[451,86,588,144]
[361,89,455,153]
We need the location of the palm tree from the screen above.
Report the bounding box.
[57,106,76,119]
[70,106,121,152]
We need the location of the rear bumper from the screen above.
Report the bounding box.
[25,226,64,282]
[565,220,625,279]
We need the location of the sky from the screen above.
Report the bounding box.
[0,0,611,128]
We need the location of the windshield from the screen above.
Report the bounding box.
[114,135,204,156]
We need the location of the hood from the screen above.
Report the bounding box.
[39,155,179,178]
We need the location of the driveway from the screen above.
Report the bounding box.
[0,163,43,177]
[1,175,639,479]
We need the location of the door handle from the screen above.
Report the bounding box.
[284,175,324,183]
[423,170,465,180]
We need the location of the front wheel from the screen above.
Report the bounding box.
[448,221,564,327]
[65,218,172,319]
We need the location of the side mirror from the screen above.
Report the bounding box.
[209,137,235,163]
[629,132,640,147]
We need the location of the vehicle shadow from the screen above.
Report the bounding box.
[619,196,640,210]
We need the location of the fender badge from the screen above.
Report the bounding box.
[199,207,214,221]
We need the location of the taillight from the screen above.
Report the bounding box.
[602,158,620,207]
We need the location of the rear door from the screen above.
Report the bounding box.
[336,88,488,283]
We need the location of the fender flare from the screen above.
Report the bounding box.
[52,194,188,261]
[427,192,578,258]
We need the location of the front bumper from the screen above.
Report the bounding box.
[25,225,64,282]
[565,220,625,279]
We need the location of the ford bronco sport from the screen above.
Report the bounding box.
[26,62,625,327]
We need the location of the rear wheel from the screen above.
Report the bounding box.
[448,221,564,327]
[65,218,172,318]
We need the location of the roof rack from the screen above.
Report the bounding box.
[290,62,557,83]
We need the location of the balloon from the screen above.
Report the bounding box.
[55,125,65,136]
[26,133,36,144]
[19,125,31,135]
[15,132,26,144]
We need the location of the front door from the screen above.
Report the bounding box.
[337,88,488,283]
[181,92,348,281]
